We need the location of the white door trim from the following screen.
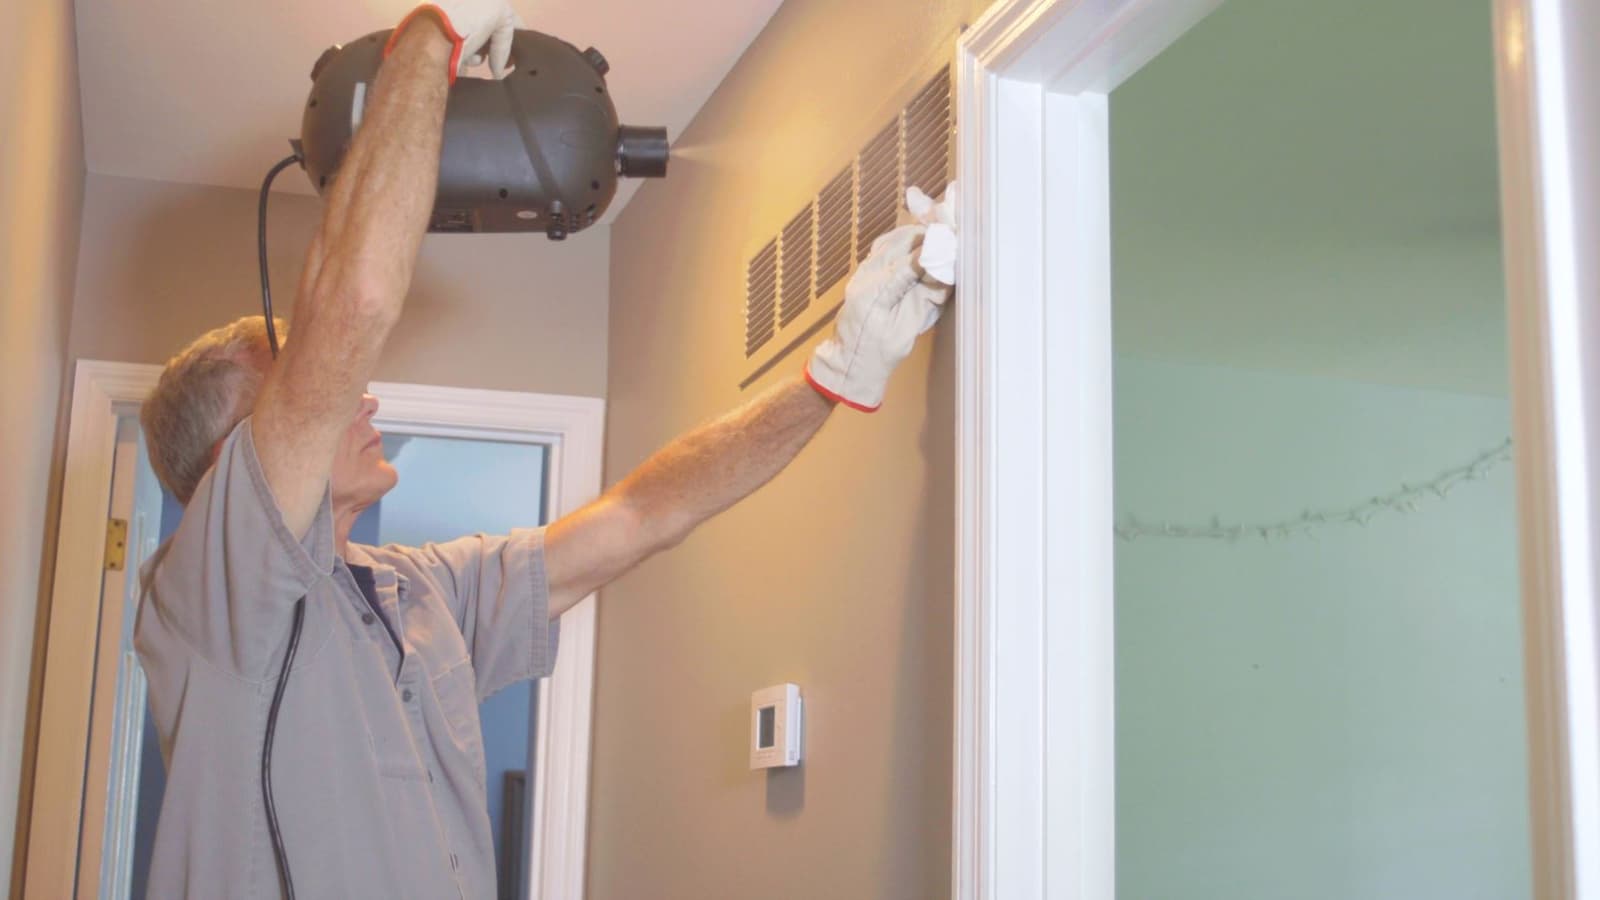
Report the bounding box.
[25,361,152,899]
[952,2,1219,897]
[1493,1,1600,897]
[25,360,603,900]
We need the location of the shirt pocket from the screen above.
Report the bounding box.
[343,635,429,780]
[431,659,487,795]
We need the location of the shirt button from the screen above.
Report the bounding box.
[361,612,376,625]
[402,688,414,702]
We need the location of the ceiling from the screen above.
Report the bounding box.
[74,0,784,220]
[1110,0,1508,395]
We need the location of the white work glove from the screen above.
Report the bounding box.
[386,0,524,82]
[805,182,958,412]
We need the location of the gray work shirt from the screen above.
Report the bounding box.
[134,418,557,899]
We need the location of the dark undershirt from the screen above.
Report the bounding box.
[347,562,403,656]
[347,562,380,607]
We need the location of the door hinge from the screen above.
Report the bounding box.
[105,518,128,571]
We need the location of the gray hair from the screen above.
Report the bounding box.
[140,316,285,504]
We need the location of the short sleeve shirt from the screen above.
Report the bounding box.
[133,418,558,899]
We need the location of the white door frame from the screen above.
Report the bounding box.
[25,359,603,900]
[952,0,1600,898]
[952,2,1219,897]
[1493,1,1600,897]
[76,417,163,900]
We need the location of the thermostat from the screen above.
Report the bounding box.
[750,683,803,769]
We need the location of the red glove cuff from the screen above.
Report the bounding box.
[384,4,464,85]
[803,366,880,413]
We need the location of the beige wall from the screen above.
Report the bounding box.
[592,0,990,896]
[0,0,85,892]
[70,172,610,397]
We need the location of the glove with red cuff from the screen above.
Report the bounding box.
[805,183,957,412]
[385,0,524,83]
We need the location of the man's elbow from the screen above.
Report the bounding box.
[309,267,404,333]
[651,515,696,555]
[348,282,404,331]
[615,493,695,558]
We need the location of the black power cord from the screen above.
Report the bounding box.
[258,152,300,361]
[258,150,306,900]
[262,598,306,900]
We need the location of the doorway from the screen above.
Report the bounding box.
[952,0,1600,896]
[1107,1,1528,896]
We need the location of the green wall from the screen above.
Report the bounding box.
[1113,356,1530,899]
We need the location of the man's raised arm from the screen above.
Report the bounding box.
[251,16,451,538]
[253,1,519,538]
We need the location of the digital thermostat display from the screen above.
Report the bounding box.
[750,683,802,769]
[758,706,776,749]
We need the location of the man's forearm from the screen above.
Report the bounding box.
[616,376,836,546]
[544,377,834,613]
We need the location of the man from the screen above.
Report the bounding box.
[133,1,953,897]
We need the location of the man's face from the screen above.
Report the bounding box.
[331,392,399,513]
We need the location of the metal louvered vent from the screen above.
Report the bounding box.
[903,68,953,199]
[741,64,951,379]
[814,165,853,296]
[855,119,900,263]
[779,204,814,327]
[745,239,777,356]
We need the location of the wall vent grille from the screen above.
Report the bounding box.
[855,118,901,263]
[903,69,953,199]
[741,65,951,376]
[745,238,778,356]
[779,204,815,327]
[814,165,854,297]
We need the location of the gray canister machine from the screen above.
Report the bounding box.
[299,29,668,239]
